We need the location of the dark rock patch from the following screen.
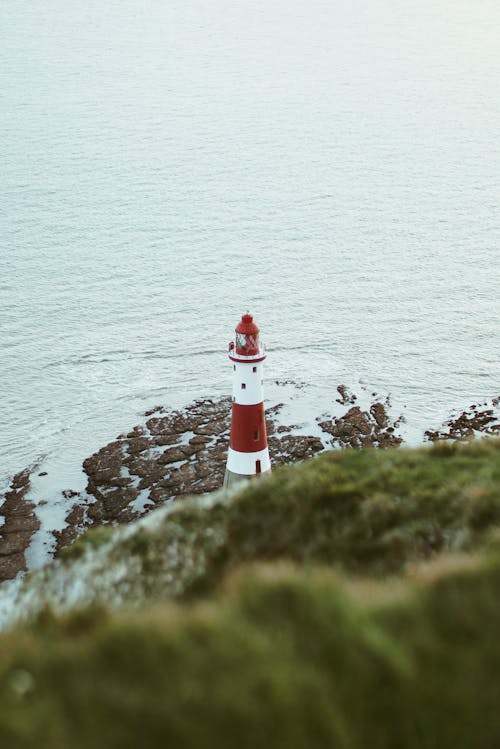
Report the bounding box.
[336,385,357,405]
[0,470,40,582]
[318,399,403,448]
[425,400,500,442]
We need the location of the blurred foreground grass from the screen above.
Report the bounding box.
[1,439,500,748]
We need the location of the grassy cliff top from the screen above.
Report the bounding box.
[1,439,500,747]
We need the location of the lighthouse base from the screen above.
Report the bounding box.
[223,467,271,490]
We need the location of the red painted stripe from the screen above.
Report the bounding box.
[228,353,266,364]
[229,402,268,452]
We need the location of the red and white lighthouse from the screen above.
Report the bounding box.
[224,313,271,488]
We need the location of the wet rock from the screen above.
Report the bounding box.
[128,459,165,486]
[66,505,85,526]
[269,435,324,465]
[101,487,139,519]
[146,412,193,436]
[370,402,388,429]
[87,502,105,523]
[52,526,79,551]
[336,385,357,405]
[83,442,126,492]
[0,552,27,580]
[0,493,35,517]
[194,420,227,436]
[144,405,165,417]
[62,489,80,500]
[189,435,212,447]
[425,400,500,442]
[319,398,402,449]
[127,437,152,455]
[0,532,33,556]
[0,470,40,581]
[149,486,174,504]
[10,470,30,491]
[158,446,188,465]
[2,515,40,534]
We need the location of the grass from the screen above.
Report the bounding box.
[223,438,500,576]
[1,439,500,747]
[2,552,500,748]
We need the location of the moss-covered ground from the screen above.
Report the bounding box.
[1,439,500,747]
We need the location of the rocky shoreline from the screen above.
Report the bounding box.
[1,388,499,582]
[0,470,40,581]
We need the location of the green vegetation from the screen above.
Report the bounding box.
[1,439,500,747]
[59,525,115,561]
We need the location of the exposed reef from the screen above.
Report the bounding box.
[425,400,500,442]
[0,470,40,581]
[317,397,403,448]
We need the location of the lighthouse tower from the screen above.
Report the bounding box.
[224,313,271,488]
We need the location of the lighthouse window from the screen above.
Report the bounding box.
[233,365,236,371]
[256,460,262,474]
[254,429,260,441]
[241,383,246,389]
[236,333,247,350]
[252,366,257,373]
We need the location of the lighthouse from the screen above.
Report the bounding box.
[224,313,271,488]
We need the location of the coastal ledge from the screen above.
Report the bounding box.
[1,387,499,583]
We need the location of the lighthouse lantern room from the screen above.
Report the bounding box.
[224,313,271,488]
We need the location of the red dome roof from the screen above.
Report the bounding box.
[235,313,259,335]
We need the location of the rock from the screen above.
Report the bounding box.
[86,502,104,523]
[269,435,323,465]
[425,400,500,442]
[2,515,40,534]
[83,442,126,490]
[0,552,27,580]
[336,385,357,405]
[159,446,189,465]
[127,437,152,455]
[149,486,175,504]
[101,488,139,520]
[0,466,41,580]
[370,402,388,429]
[0,532,33,556]
[0,493,35,517]
[144,405,164,417]
[11,470,31,491]
[194,420,227,436]
[146,415,185,436]
[319,394,402,449]
[189,435,212,446]
[66,505,85,526]
[52,526,79,551]
[62,489,80,499]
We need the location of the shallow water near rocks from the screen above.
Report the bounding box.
[1,0,499,500]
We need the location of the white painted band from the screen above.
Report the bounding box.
[226,446,271,475]
[232,360,264,406]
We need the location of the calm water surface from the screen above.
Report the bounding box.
[1,0,499,491]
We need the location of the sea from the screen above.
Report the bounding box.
[1,0,499,500]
